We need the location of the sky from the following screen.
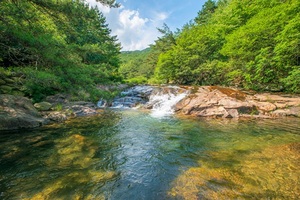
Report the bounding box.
[86,0,206,51]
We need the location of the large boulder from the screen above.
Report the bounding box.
[175,86,255,118]
[0,94,47,130]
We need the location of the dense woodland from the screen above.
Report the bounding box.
[0,0,299,103]
[120,0,299,93]
[0,0,121,102]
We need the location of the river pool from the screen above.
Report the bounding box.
[0,109,299,199]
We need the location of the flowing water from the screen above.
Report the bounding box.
[0,90,300,199]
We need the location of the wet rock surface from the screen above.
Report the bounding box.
[40,98,101,123]
[110,85,153,108]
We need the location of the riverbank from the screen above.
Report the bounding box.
[0,94,102,131]
[1,85,300,131]
[175,86,300,119]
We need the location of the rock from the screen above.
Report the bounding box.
[34,102,52,111]
[175,86,300,119]
[255,101,276,112]
[71,105,97,116]
[112,85,153,108]
[225,109,239,118]
[196,106,227,117]
[274,102,288,109]
[0,85,13,93]
[218,98,251,109]
[0,94,46,130]
[45,94,69,104]
[10,90,25,96]
[272,107,300,117]
[43,111,67,122]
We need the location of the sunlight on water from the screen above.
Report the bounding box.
[169,143,299,199]
[0,110,299,199]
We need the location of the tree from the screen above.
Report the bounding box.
[0,0,121,101]
[195,0,217,25]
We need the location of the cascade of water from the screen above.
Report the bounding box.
[149,86,188,118]
[100,85,153,108]
[98,85,188,117]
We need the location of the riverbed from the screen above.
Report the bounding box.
[0,109,299,199]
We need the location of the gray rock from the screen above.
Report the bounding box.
[45,94,69,104]
[0,94,46,130]
[34,102,52,111]
[71,105,97,116]
[0,85,13,93]
[43,111,67,122]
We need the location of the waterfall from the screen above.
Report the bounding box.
[101,85,188,117]
[148,86,188,118]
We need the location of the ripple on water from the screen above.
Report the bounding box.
[168,142,300,200]
[0,110,299,199]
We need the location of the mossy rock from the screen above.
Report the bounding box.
[4,78,15,84]
[11,90,25,96]
[0,85,13,93]
[34,101,53,111]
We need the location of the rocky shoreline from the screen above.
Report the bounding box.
[175,86,300,118]
[0,94,102,131]
[1,85,300,131]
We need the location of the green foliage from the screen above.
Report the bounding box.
[281,68,300,93]
[20,68,62,102]
[54,103,63,111]
[151,0,299,93]
[119,48,157,83]
[126,76,148,84]
[0,0,121,101]
[195,0,217,25]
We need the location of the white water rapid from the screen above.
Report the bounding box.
[148,86,188,118]
[103,86,189,118]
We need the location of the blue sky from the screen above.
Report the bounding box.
[86,0,206,51]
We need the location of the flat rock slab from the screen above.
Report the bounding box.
[175,86,300,118]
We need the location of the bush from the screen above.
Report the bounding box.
[126,76,148,84]
[19,67,62,102]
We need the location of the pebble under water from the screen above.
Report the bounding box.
[0,109,299,199]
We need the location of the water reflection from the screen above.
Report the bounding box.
[0,110,299,199]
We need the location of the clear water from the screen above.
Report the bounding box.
[0,109,299,199]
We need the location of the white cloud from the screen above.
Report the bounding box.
[85,0,168,51]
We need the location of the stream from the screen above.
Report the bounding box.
[0,87,299,199]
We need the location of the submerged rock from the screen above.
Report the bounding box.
[0,94,47,130]
[169,142,300,199]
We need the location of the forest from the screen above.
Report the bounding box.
[0,0,121,102]
[1,0,299,104]
[120,0,299,93]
